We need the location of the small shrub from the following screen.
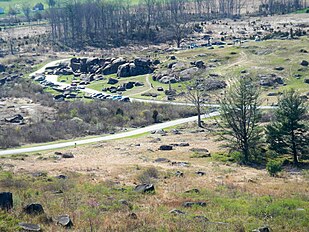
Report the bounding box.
[266,160,282,177]
[230,151,243,163]
[137,167,159,184]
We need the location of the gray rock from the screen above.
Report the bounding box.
[196,171,206,176]
[18,223,41,231]
[171,162,190,167]
[0,63,6,72]
[128,212,138,219]
[183,201,207,207]
[175,171,184,177]
[159,145,173,151]
[4,114,24,124]
[134,184,155,193]
[204,79,227,90]
[193,215,209,222]
[107,78,118,85]
[274,66,284,71]
[194,60,205,69]
[252,226,271,232]
[304,79,309,84]
[185,188,200,194]
[56,215,73,228]
[23,203,44,215]
[154,158,171,163]
[300,60,309,66]
[61,153,74,158]
[0,192,13,211]
[169,209,185,215]
[103,57,126,75]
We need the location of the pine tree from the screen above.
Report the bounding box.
[219,77,262,163]
[266,89,308,166]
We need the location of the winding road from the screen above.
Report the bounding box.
[0,59,275,155]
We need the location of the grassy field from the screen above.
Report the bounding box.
[0,127,308,231]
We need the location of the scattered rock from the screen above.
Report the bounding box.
[159,145,173,151]
[134,184,155,193]
[193,215,209,222]
[128,212,138,219]
[304,79,309,84]
[171,129,181,135]
[154,158,171,163]
[119,199,129,206]
[196,171,206,176]
[179,143,190,147]
[107,78,119,84]
[60,153,74,158]
[274,66,284,71]
[23,203,44,215]
[56,174,67,179]
[18,223,41,231]
[0,63,6,72]
[175,171,184,177]
[169,209,185,215]
[267,92,277,96]
[171,162,190,167]
[184,189,200,194]
[300,60,309,66]
[252,226,271,232]
[56,215,73,228]
[151,129,167,135]
[183,201,207,207]
[0,192,13,211]
[4,114,24,124]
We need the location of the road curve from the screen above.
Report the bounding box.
[0,59,276,155]
[0,112,220,156]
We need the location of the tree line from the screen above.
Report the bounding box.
[46,0,306,48]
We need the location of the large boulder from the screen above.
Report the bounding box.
[0,192,13,211]
[124,82,135,89]
[179,67,199,81]
[117,58,154,78]
[70,58,81,72]
[103,57,126,75]
[0,63,6,72]
[117,63,131,77]
[204,79,227,90]
[23,203,44,215]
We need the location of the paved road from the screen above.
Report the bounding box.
[0,112,220,156]
[0,59,275,155]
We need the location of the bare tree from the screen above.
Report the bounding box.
[185,71,209,128]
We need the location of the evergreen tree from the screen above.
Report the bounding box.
[266,89,308,165]
[219,77,262,163]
